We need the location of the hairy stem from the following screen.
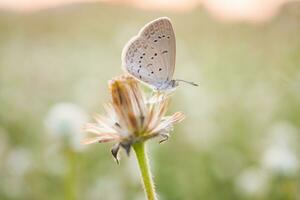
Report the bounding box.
[133,142,157,200]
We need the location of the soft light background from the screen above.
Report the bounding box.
[0,0,299,200]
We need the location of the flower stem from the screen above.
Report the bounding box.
[64,146,77,200]
[133,142,157,200]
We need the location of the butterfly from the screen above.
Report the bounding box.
[121,17,198,92]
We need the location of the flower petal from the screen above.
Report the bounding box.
[152,112,185,134]
[94,114,129,136]
[82,134,120,145]
[145,94,170,132]
[93,114,117,132]
[163,112,186,124]
[110,79,138,133]
[84,123,117,135]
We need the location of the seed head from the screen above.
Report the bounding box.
[83,75,184,163]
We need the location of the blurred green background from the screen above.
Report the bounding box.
[0,2,300,200]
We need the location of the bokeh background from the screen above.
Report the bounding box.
[0,0,300,200]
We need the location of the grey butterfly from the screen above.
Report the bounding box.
[121,17,197,91]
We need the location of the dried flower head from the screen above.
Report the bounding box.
[83,75,185,163]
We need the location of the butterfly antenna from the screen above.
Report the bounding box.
[176,79,198,86]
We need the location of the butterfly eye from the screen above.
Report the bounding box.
[154,40,158,42]
[154,53,157,56]
[159,68,162,71]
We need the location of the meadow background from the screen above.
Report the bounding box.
[0,1,300,200]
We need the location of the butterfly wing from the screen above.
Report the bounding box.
[121,17,176,88]
[139,17,176,80]
[121,36,165,89]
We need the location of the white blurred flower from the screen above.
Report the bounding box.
[2,148,33,198]
[235,167,269,197]
[45,102,88,151]
[262,145,299,176]
[6,148,33,177]
[261,121,299,176]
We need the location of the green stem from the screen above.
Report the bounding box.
[64,147,77,200]
[133,142,157,200]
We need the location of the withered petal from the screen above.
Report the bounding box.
[111,143,120,164]
[120,141,132,156]
[159,133,169,144]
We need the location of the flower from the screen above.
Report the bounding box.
[261,121,299,176]
[44,102,88,151]
[83,75,185,163]
[235,167,269,197]
[262,145,299,176]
